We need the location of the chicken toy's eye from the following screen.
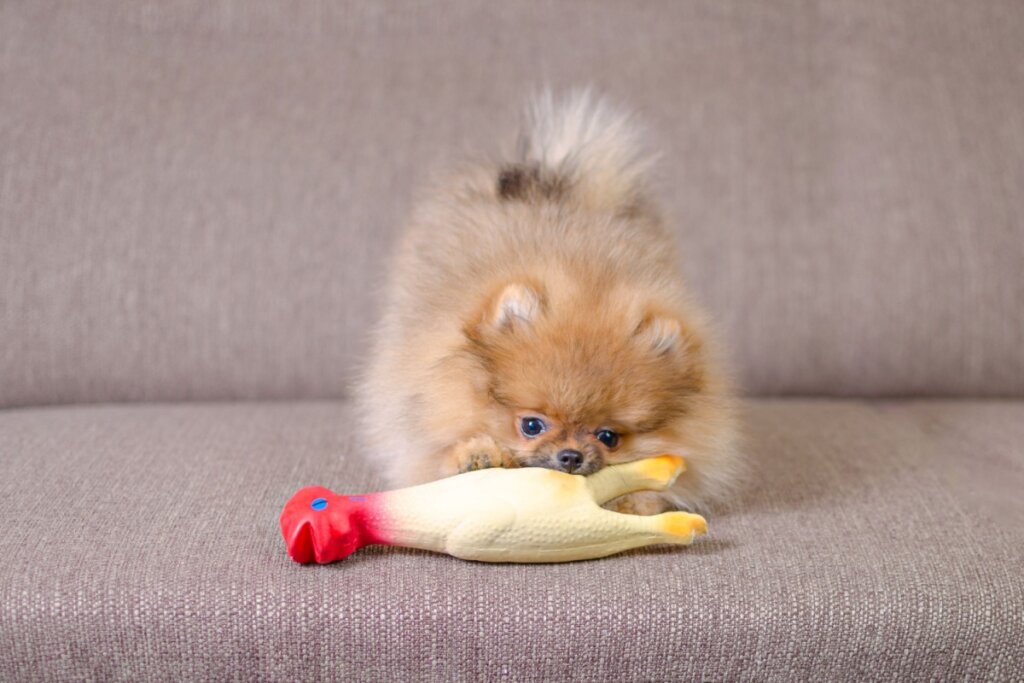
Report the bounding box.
[596,429,620,449]
[520,417,547,438]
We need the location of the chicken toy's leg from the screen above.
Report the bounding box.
[634,509,708,545]
[585,454,687,505]
[567,455,708,557]
[584,493,707,555]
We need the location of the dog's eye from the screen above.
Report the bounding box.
[596,429,620,449]
[520,417,546,438]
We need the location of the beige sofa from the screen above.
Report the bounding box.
[2,2,1022,680]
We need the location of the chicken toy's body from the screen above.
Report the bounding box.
[281,455,707,564]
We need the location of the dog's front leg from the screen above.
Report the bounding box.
[448,434,518,474]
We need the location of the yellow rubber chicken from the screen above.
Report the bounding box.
[281,455,708,564]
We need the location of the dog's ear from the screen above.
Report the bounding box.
[634,312,685,356]
[465,281,545,344]
[489,282,543,329]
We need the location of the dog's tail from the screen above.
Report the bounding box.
[502,89,654,212]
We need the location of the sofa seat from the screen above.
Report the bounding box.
[1,400,1022,680]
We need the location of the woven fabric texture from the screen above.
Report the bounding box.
[3,0,1024,408]
[1,401,1021,681]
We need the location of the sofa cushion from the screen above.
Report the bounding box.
[1,400,1021,680]
[3,1,1024,408]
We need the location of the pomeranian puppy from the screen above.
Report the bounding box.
[357,91,740,514]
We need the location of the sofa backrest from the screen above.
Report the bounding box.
[2,1,1022,408]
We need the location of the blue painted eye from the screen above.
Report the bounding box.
[520,417,546,438]
[311,497,328,511]
[596,430,620,449]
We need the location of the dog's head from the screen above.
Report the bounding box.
[463,277,707,475]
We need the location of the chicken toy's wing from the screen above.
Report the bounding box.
[443,499,518,561]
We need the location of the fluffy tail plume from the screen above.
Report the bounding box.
[504,89,654,212]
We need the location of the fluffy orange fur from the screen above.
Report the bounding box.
[357,91,741,513]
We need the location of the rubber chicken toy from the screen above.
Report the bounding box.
[280,455,707,564]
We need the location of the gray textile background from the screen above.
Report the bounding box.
[1,401,1022,681]
[3,2,1024,681]
[3,0,1024,408]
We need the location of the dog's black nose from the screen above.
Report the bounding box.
[556,449,584,472]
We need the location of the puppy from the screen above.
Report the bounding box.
[356,91,741,514]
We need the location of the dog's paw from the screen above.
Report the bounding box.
[451,435,516,474]
[604,491,676,516]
